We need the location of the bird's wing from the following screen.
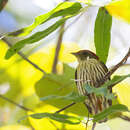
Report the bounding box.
[75,69,78,86]
[100,61,112,105]
[100,61,109,73]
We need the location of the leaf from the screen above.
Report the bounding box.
[5,2,82,59]
[101,74,130,88]
[0,125,31,130]
[20,112,82,125]
[84,74,130,99]
[94,7,112,63]
[35,64,88,116]
[106,0,130,23]
[0,0,8,11]
[5,14,80,59]
[5,17,66,59]
[84,84,115,100]
[40,92,86,102]
[8,2,82,37]
[93,104,129,122]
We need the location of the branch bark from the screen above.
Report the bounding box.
[55,102,76,113]
[2,38,46,75]
[0,94,32,111]
[119,115,130,122]
[100,48,130,86]
[52,24,65,73]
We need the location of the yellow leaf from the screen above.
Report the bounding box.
[19,43,80,96]
[0,40,18,69]
[0,125,31,130]
[106,0,130,23]
[113,66,130,116]
[19,52,50,96]
[113,83,130,109]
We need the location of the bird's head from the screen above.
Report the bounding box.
[71,50,99,62]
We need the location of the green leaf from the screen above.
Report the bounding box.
[19,112,82,125]
[101,74,130,88]
[84,84,115,99]
[8,2,82,37]
[84,74,130,99]
[94,7,112,63]
[5,17,67,59]
[35,64,88,116]
[5,13,81,59]
[5,2,82,59]
[93,104,129,122]
[40,92,86,102]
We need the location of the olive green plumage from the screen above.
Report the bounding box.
[72,50,112,122]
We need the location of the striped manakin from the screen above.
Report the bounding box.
[72,50,112,122]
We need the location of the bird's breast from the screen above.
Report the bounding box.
[77,59,106,93]
[76,58,111,116]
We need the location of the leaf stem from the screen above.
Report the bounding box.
[2,37,46,75]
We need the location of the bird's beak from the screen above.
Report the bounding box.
[71,52,78,57]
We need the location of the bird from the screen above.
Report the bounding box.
[71,50,112,122]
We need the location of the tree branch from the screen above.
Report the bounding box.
[55,102,76,113]
[0,94,32,111]
[64,12,84,32]
[100,48,130,86]
[119,115,130,122]
[106,48,130,79]
[2,38,46,75]
[52,24,65,73]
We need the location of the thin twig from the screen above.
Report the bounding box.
[51,0,69,74]
[119,115,130,122]
[2,38,46,74]
[0,94,32,111]
[52,24,65,73]
[100,48,130,86]
[0,0,33,113]
[55,102,76,113]
[64,12,84,32]
[106,48,130,78]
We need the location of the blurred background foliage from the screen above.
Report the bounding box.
[0,0,130,130]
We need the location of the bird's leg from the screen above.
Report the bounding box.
[55,102,76,113]
[86,112,90,130]
[92,122,96,130]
